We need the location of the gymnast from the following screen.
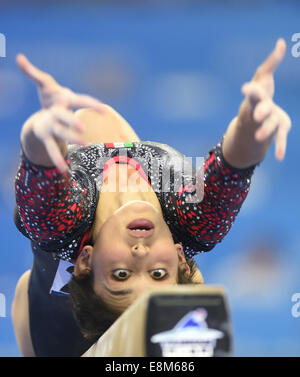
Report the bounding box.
[11,39,291,356]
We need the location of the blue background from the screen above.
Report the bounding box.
[0,0,299,356]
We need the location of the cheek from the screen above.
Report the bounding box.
[92,241,128,268]
[152,241,178,261]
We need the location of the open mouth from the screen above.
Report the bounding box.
[126,218,154,238]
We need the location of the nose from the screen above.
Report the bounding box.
[131,243,149,258]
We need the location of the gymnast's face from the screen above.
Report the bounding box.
[75,201,190,311]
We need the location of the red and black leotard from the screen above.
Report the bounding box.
[14,141,255,262]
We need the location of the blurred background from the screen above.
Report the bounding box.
[0,0,299,356]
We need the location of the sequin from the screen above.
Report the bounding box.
[15,141,255,262]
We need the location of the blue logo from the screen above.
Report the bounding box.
[151,308,224,357]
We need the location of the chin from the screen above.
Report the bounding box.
[113,200,159,215]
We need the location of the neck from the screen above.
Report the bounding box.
[93,163,162,235]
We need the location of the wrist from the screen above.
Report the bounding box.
[222,116,268,168]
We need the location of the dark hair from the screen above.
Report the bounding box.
[68,271,120,342]
[68,258,201,341]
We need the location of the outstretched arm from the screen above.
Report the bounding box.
[222,38,291,168]
[15,55,105,247]
[172,40,291,254]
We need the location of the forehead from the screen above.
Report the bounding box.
[96,278,179,313]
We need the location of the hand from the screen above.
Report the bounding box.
[17,54,105,172]
[239,38,291,161]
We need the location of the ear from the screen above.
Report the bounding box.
[191,266,204,284]
[74,246,93,277]
[175,243,191,277]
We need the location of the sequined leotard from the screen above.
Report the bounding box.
[15,141,255,263]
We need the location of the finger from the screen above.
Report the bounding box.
[274,107,291,160]
[66,92,106,113]
[275,125,288,161]
[242,82,269,109]
[16,54,55,87]
[43,136,69,173]
[33,109,87,148]
[32,110,54,139]
[255,112,280,141]
[277,106,292,132]
[254,38,286,77]
[253,98,273,123]
[50,106,86,132]
[51,121,88,147]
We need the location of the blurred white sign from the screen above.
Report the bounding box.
[0,33,6,58]
[0,293,5,317]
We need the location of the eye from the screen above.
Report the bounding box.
[150,269,168,280]
[112,269,131,281]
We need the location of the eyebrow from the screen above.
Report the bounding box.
[104,285,133,296]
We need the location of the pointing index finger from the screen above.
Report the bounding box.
[16,54,53,87]
[256,38,286,76]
